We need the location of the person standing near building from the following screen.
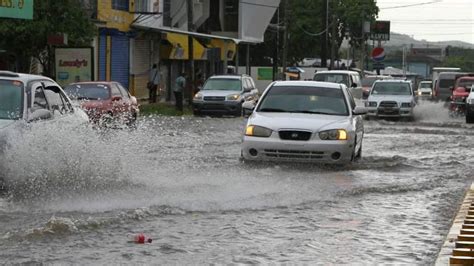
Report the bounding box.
[174,72,186,112]
[148,64,160,103]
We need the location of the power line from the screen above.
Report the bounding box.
[380,0,443,9]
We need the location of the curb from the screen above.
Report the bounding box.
[436,182,474,265]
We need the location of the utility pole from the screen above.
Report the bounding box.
[281,0,289,80]
[330,13,336,70]
[187,0,195,101]
[320,0,328,67]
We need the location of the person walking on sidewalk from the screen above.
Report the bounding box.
[148,64,160,103]
[174,72,186,112]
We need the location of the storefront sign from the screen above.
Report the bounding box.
[55,48,93,86]
[0,0,33,20]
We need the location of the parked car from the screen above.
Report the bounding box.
[465,86,474,123]
[449,75,474,116]
[192,74,259,116]
[241,80,366,164]
[64,81,139,126]
[313,70,363,99]
[365,80,416,120]
[416,80,433,99]
[361,75,392,99]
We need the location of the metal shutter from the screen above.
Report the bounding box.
[99,33,107,81]
[111,35,130,88]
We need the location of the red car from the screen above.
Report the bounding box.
[449,75,474,115]
[64,81,139,126]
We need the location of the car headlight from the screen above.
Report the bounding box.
[319,129,347,140]
[226,94,241,101]
[245,125,272,137]
[417,91,422,96]
[468,98,474,105]
[193,92,203,100]
[401,102,412,108]
[365,101,377,107]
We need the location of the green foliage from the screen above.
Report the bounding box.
[243,0,378,67]
[0,0,96,75]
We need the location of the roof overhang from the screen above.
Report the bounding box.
[131,24,260,44]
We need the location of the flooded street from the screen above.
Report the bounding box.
[0,102,473,264]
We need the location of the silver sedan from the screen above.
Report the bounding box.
[241,81,366,164]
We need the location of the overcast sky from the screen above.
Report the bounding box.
[376,0,474,44]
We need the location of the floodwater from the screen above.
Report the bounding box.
[0,101,473,264]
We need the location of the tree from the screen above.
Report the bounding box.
[0,0,96,76]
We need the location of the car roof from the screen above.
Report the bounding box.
[374,79,411,84]
[0,71,54,83]
[272,80,343,89]
[420,80,432,83]
[314,70,360,75]
[68,81,115,86]
[209,75,249,80]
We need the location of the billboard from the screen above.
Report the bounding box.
[370,20,390,41]
[0,0,33,20]
[55,48,94,87]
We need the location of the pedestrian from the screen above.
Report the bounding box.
[174,72,186,112]
[148,63,160,103]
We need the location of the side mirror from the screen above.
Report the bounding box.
[242,101,256,117]
[243,87,252,93]
[28,108,52,122]
[112,96,122,101]
[353,106,368,115]
[351,83,357,88]
[450,86,454,91]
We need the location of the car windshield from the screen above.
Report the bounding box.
[458,80,474,88]
[64,84,110,100]
[419,82,431,89]
[257,85,348,116]
[371,83,412,96]
[313,73,350,87]
[203,79,242,91]
[0,80,23,120]
[438,77,455,89]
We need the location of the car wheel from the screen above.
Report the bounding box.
[127,112,138,128]
[193,110,201,116]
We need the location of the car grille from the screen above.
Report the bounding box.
[263,149,324,159]
[278,130,312,141]
[421,92,431,95]
[203,96,225,101]
[379,101,398,108]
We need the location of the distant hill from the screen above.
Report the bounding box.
[383,33,474,49]
[342,32,474,50]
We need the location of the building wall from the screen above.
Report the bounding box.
[97,0,134,31]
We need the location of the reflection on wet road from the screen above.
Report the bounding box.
[0,102,473,264]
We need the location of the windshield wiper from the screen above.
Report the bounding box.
[259,108,286,112]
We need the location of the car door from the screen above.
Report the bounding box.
[346,87,364,149]
[351,74,363,99]
[42,81,77,121]
[29,81,52,121]
[248,77,259,101]
[109,83,125,116]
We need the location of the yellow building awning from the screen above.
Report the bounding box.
[210,39,237,61]
[164,33,207,60]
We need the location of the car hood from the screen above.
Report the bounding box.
[0,119,16,130]
[368,95,414,102]
[80,100,106,109]
[248,112,350,132]
[200,90,242,97]
[418,88,432,92]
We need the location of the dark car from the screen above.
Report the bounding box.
[64,81,139,126]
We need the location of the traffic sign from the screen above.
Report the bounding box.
[371,47,385,62]
[370,21,390,41]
